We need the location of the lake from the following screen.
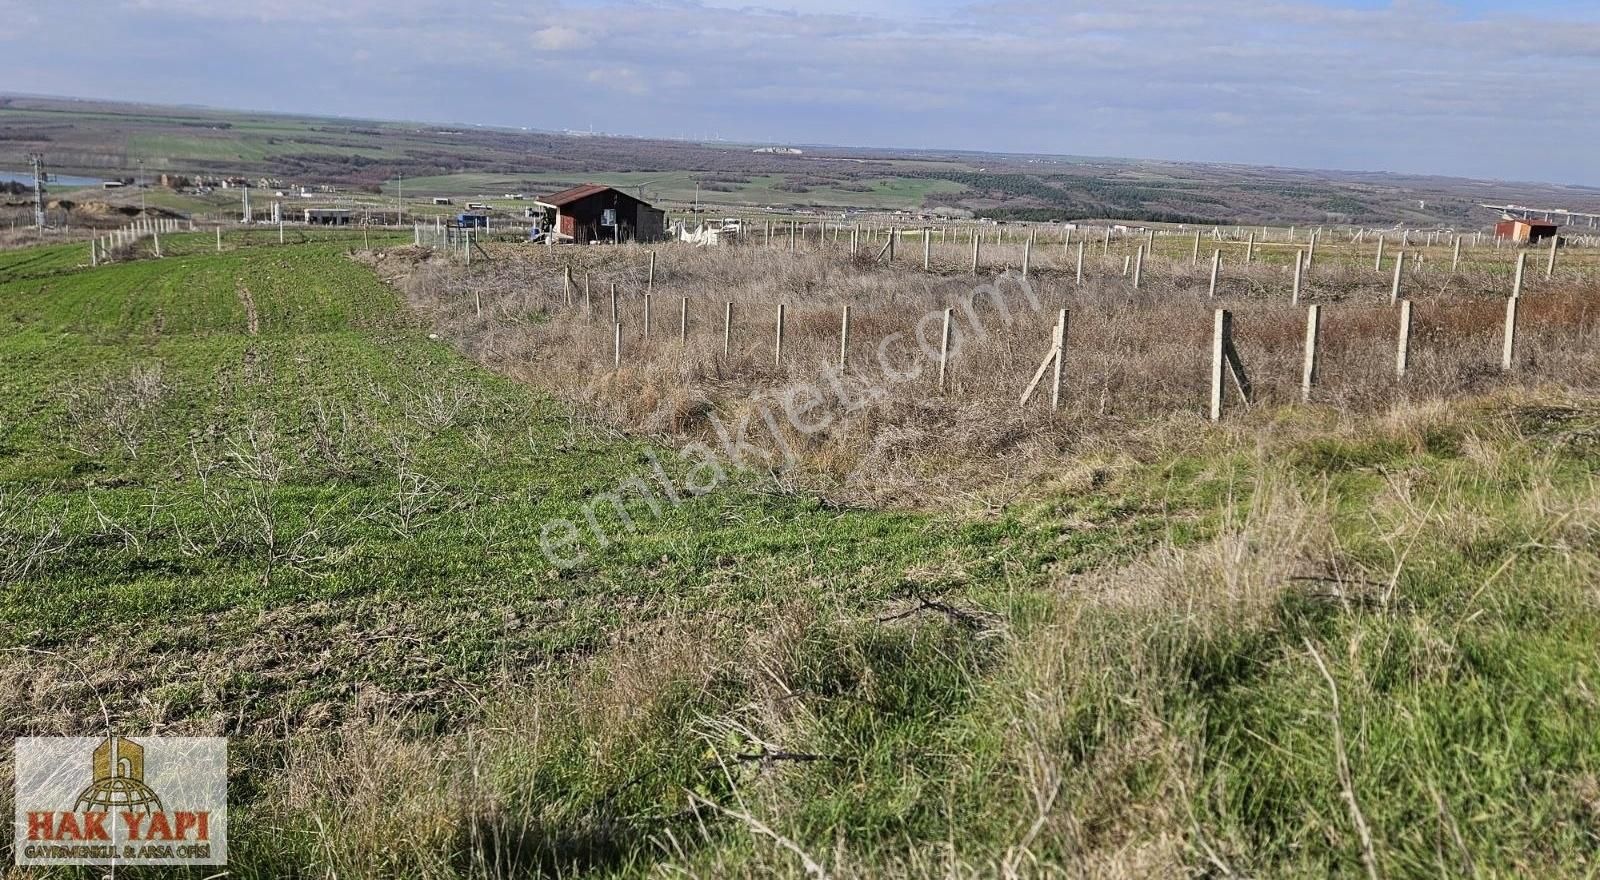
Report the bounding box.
[0,170,108,189]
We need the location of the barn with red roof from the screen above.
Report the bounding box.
[534,184,666,244]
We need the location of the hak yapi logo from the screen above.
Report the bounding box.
[13,735,227,866]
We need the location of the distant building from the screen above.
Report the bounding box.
[304,208,353,226]
[101,180,125,189]
[432,197,453,205]
[534,184,665,244]
[1496,216,1560,244]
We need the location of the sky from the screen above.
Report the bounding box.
[3,0,1599,185]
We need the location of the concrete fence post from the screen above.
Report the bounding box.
[839,305,851,371]
[1301,304,1320,402]
[774,303,785,366]
[938,308,953,391]
[1396,299,1413,378]
[1502,296,1519,371]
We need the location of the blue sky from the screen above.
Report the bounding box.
[3,1,1599,185]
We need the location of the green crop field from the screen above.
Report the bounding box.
[384,171,966,211]
[2,236,1599,876]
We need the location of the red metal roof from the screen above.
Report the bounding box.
[538,183,621,207]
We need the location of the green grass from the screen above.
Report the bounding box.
[386,171,964,211]
[2,238,1598,876]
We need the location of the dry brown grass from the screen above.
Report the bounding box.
[370,236,1600,507]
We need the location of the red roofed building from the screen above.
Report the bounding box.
[1496,216,1560,244]
[535,184,666,244]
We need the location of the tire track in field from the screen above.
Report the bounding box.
[236,280,260,335]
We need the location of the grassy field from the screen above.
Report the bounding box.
[384,171,966,211]
[2,235,1599,876]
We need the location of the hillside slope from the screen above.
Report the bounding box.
[2,238,1598,876]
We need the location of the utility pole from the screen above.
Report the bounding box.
[29,153,46,232]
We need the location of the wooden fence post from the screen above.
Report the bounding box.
[1208,250,1221,298]
[1389,252,1405,304]
[1545,233,1558,280]
[971,234,980,275]
[1193,231,1201,265]
[938,308,953,391]
[1246,232,1255,265]
[1375,235,1385,272]
[1512,251,1527,298]
[1502,296,1519,371]
[1396,299,1413,378]
[1301,304,1320,402]
[216,226,222,253]
[839,305,851,371]
[563,267,573,305]
[1132,245,1144,289]
[643,293,652,339]
[924,228,932,271]
[1022,235,1032,279]
[723,302,733,357]
[584,273,592,319]
[647,251,656,294]
[613,322,622,369]
[680,296,688,342]
[1451,236,1461,274]
[1075,241,1086,285]
[1306,233,1317,272]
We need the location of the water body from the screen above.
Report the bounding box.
[0,170,107,189]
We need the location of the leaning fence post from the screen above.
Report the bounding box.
[1208,250,1221,298]
[1375,235,1385,272]
[564,267,573,305]
[1301,304,1320,402]
[1246,232,1256,265]
[971,234,980,275]
[1502,296,1519,371]
[1512,250,1527,298]
[1451,236,1461,274]
[1545,233,1559,280]
[1193,231,1201,265]
[1396,299,1413,378]
[1132,245,1144,289]
[1389,252,1405,304]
